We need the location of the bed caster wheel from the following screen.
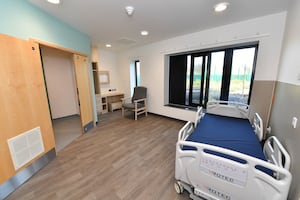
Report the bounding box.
[174,181,184,194]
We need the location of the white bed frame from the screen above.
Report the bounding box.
[175,101,292,200]
[253,112,263,141]
[196,101,263,141]
[194,106,204,127]
[206,100,249,119]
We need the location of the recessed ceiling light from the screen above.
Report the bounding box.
[141,31,149,36]
[214,2,229,12]
[125,6,135,16]
[46,0,61,5]
[105,44,112,48]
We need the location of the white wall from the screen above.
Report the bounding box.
[270,0,300,198]
[42,46,79,119]
[278,0,300,85]
[97,49,121,94]
[117,12,287,122]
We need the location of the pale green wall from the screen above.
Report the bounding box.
[0,0,98,122]
[0,0,90,54]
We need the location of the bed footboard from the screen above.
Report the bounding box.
[175,140,292,200]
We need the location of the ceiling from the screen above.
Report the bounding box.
[27,0,291,51]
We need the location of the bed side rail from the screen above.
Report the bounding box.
[253,113,263,141]
[178,121,194,141]
[194,106,204,128]
[264,136,291,171]
[207,100,249,119]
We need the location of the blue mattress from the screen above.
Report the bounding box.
[185,113,267,163]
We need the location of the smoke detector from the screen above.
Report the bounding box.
[125,6,135,16]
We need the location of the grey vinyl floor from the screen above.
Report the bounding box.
[52,110,135,152]
[7,111,191,200]
[52,115,82,152]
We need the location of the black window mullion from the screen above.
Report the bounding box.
[247,44,259,105]
[220,49,233,101]
[204,54,211,107]
[199,55,205,105]
[188,55,195,106]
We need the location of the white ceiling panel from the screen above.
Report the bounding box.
[27,0,291,51]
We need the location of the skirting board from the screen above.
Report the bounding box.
[84,121,94,133]
[0,148,56,199]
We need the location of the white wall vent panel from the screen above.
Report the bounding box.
[7,127,45,170]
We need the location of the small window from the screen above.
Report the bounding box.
[135,60,141,86]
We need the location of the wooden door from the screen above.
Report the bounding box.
[73,54,94,132]
[0,34,55,183]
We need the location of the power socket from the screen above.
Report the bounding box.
[292,117,298,129]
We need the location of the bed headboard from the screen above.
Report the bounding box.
[206,101,249,119]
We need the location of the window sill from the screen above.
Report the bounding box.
[164,104,197,111]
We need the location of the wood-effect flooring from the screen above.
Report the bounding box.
[6,113,191,200]
[52,115,82,152]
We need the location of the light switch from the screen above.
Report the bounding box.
[292,117,298,129]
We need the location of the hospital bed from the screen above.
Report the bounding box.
[175,101,292,200]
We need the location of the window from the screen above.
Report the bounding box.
[169,43,258,108]
[135,60,141,86]
[228,48,256,104]
[130,60,141,96]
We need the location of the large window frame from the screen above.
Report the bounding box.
[169,42,259,108]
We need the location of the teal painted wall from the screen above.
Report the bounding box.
[0,0,90,54]
[0,0,98,122]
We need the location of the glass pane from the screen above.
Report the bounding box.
[228,48,255,104]
[192,56,203,104]
[136,61,141,86]
[208,51,225,101]
[185,55,191,105]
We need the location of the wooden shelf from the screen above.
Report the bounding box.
[101,96,108,114]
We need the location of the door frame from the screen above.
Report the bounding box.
[30,38,96,133]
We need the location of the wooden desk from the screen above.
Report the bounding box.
[101,92,124,113]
